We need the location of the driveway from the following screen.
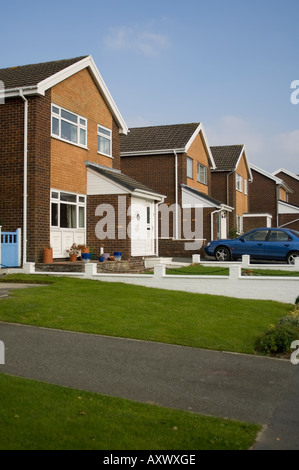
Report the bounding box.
[0,322,299,450]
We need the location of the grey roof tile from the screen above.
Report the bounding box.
[210,145,244,171]
[0,56,88,89]
[120,123,200,153]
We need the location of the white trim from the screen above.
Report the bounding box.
[5,56,128,135]
[272,168,299,182]
[97,124,112,158]
[185,123,216,170]
[235,145,253,182]
[121,148,186,156]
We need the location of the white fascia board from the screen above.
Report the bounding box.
[4,86,40,98]
[235,145,253,182]
[273,168,299,182]
[28,55,127,135]
[121,148,186,157]
[185,123,217,169]
[243,213,272,218]
[133,189,165,202]
[250,163,283,184]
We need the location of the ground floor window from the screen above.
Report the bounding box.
[51,190,86,229]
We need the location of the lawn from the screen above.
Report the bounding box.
[0,273,292,354]
[0,373,260,450]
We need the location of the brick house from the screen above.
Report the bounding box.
[248,164,298,230]
[271,168,299,230]
[120,123,232,257]
[210,145,253,235]
[0,55,164,265]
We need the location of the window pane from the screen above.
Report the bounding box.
[80,128,86,146]
[187,158,193,178]
[79,207,85,228]
[61,109,78,123]
[60,192,76,203]
[98,126,111,137]
[51,191,59,199]
[61,120,77,143]
[80,118,86,126]
[60,204,76,228]
[52,106,59,114]
[51,203,58,226]
[98,135,111,155]
[52,117,59,136]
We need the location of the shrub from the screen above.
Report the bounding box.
[295,295,299,305]
[277,315,299,328]
[255,324,299,356]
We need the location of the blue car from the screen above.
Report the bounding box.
[204,227,299,264]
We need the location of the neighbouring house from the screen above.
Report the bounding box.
[248,164,298,230]
[120,123,232,257]
[272,168,299,230]
[0,55,164,265]
[210,145,253,235]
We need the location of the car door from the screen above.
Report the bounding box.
[234,229,269,259]
[265,229,293,261]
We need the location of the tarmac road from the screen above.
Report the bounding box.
[1,321,299,450]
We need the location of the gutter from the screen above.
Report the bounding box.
[174,150,179,239]
[19,89,28,266]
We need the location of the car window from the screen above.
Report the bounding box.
[268,230,291,242]
[290,230,299,238]
[243,230,268,242]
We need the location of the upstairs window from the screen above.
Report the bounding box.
[236,173,243,192]
[197,163,207,185]
[187,157,193,179]
[51,104,87,148]
[98,125,112,157]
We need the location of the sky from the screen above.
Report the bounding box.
[1,0,299,174]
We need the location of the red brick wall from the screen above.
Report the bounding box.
[249,170,277,223]
[87,194,132,259]
[275,172,299,207]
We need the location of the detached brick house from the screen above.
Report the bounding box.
[210,145,253,235]
[120,123,232,257]
[0,55,164,265]
[248,164,298,230]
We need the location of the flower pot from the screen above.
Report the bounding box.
[99,256,105,262]
[69,254,77,262]
[81,253,91,263]
[102,253,110,261]
[43,247,53,264]
[114,252,122,261]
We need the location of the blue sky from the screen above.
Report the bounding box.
[1,0,299,173]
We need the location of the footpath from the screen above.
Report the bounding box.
[1,321,299,450]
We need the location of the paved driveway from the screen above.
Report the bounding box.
[1,322,299,449]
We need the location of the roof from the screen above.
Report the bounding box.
[210,144,253,181]
[272,168,299,183]
[0,55,128,134]
[0,56,88,89]
[86,162,165,199]
[251,164,293,192]
[120,123,200,153]
[181,184,223,208]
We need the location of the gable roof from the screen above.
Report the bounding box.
[251,164,293,193]
[210,144,252,180]
[120,123,216,168]
[181,184,232,210]
[86,162,165,200]
[0,55,128,134]
[272,168,299,183]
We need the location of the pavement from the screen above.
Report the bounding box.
[1,320,299,450]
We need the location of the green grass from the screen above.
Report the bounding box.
[0,374,260,450]
[244,268,299,277]
[166,265,229,275]
[0,274,292,354]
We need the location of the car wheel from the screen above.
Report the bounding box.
[287,251,299,265]
[215,246,231,262]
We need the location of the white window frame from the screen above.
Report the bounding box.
[236,173,243,192]
[97,124,112,157]
[187,157,193,179]
[197,163,208,185]
[50,189,86,230]
[51,104,87,148]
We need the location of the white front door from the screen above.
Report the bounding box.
[131,198,155,256]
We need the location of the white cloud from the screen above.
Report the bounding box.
[206,115,298,174]
[104,26,170,57]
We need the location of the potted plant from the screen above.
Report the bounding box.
[43,244,53,264]
[66,243,80,262]
[78,244,89,254]
[89,247,95,260]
